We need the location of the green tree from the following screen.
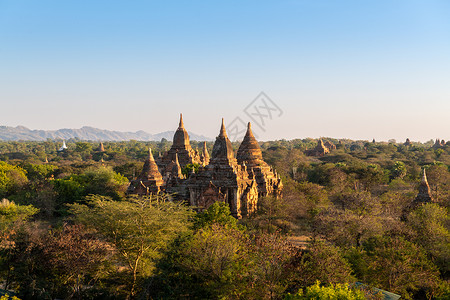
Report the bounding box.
[392,161,407,180]
[181,163,199,177]
[53,166,128,205]
[407,203,450,277]
[292,241,355,290]
[0,199,38,249]
[0,200,38,292]
[0,162,28,198]
[151,223,253,299]
[3,223,111,300]
[69,194,193,298]
[348,236,440,299]
[19,163,57,183]
[193,201,239,230]
[74,142,93,153]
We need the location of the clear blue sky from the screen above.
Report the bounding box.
[1,0,449,142]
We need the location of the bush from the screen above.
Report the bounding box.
[285,281,366,300]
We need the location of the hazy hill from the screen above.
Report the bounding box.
[0,126,212,142]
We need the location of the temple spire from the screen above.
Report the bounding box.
[171,153,183,178]
[175,152,179,165]
[179,113,184,128]
[246,122,255,138]
[202,141,210,166]
[148,148,155,162]
[413,168,433,206]
[237,122,263,166]
[219,118,227,138]
[172,113,191,148]
[421,169,429,185]
[211,118,235,163]
[137,147,163,184]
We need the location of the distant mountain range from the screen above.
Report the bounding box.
[0,125,213,142]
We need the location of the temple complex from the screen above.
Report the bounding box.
[187,119,259,218]
[323,140,336,151]
[305,139,331,156]
[404,138,412,146]
[127,115,282,218]
[432,139,446,149]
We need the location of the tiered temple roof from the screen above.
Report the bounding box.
[159,114,202,176]
[210,118,236,165]
[127,148,164,195]
[236,122,282,197]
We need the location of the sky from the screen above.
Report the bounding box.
[1,0,449,142]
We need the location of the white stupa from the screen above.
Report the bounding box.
[58,140,68,152]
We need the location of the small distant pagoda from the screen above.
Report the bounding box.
[306,139,331,156]
[58,140,68,152]
[432,139,445,149]
[413,169,433,206]
[97,142,105,152]
[402,169,434,218]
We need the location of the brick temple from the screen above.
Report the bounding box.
[127,114,282,218]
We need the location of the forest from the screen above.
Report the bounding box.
[0,137,449,300]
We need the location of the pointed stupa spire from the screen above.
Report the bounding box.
[246,122,254,137]
[173,113,191,148]
[237,122,263,166]
[421,169,429,185]
[413,168,433,206]
[175,152,180,165]
[148,148,155,162]
[171,153,183,178]
[211,118,235,163]
[202,141,210,166]
[128,147,164,195]
[138,147,163,182]
[219,118,227,138]
[179,113,184,128]
[58,140,68,152]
